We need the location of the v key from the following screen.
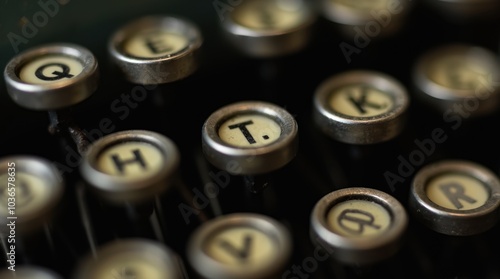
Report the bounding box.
[218,234,253,261]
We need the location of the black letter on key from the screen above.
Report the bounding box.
[145,34,173,54]
[111,149,147,174]
[228,120,257,144]
[218,234,253,261]
[35,63,74,81]
[338,209,381,234]
[439,182,477,209]
[347,86,387,114]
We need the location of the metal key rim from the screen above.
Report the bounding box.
[313,70,409,144]
[4,43,99,110]
[409,160,500,236]
[187,212,292,279]
[310,187,408,265]
[202,101,298,175]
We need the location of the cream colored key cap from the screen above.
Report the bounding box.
[80,130,180,204]
[409,160,500,236]
[328,85,393,117]
[310,187,408,265]
[426,173,489,211]
[327,199,391,237]
[187,213,292,279]
[3,43,99,110]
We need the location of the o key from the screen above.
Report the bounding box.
[187,213,292,279]
[3,43,99,110]
[313,70,409,144]
[310,187,408,265]
[409,160,500,236]
[108,15,203,84]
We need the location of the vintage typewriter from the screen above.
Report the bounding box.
[1,0,500,278]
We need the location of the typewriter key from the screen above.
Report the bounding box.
[320,0,412,37]
[409,160,500,236]
[72,238,187,279]
[202,100,298,176]
[0,156,63,236]
[0,265,63,279]
[221,0,317,58]
[313,70,409,145]
[412,44,500,117]
[3,43,99,110]
[310,187,408,266]
[187,213,292,279]
[80,129,179,204]
[108,15,203,84]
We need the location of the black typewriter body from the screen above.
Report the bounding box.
[1,0,500,278]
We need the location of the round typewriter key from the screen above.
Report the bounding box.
[109,15,202,84]
[187,213,292,279]
[409,160,500,236]
[413,44,500,116]
[72,238,186,279]
[0,266,63,279]
[310,187,408,265]
[221,0,317,58]
[80,129,180,204]
[3,43,99,110]
[202,100,298,175]
[320,0,411,37]
[0,156,63,235]
[313,70,409,145]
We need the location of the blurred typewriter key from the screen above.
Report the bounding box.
[313,70,409,145]
[409,160,500,236]
[0,265,63,279]
[320,0,412,37]
[310,187,408,266]
[3,43,99,110]
[187,212,292,279]
[0,156,63,235]
[412,44,500,117]
[108,15,203,85]
[220,0,317,58]
[0,156,66,269]
[72,238,187,279]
